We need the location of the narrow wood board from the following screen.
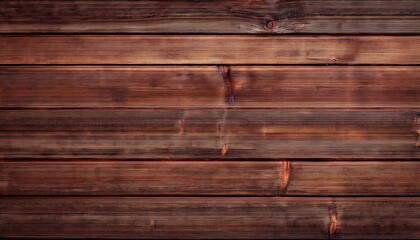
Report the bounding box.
[1,36,418,64]
[1,161,419,196]
[1,66,419,108]
[1,1,419,33]
[1,109,418,159]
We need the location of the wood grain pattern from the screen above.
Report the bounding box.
[1,66,419,108]
[1,161,419,196]
[1,0,419,239]
[1,36,418,65]
[0,66,226,108]
[1,197,418,239]
[1,1,419,33]
[1,109,418,159]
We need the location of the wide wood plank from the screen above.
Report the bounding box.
[1,66,419,108]
[0,66,226,108]
[1,161,419,196]
[1,36,418,65]
[1,1,419,33]
[1,109,418,159]
[0,197,418,239]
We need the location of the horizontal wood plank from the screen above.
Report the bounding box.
[1,1,419,33]
[1,66,419,108]
[1,109,418,159]
[1,161,419,196]
[0,197,418,239]
[0,66,225,108]
[1,36,418,64]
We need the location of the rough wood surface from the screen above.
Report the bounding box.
[1,36,418,65]
[1,109,418,159]
[1,1,418,239]
[1,197,418,239]
[1,1,419,33]
[1,66,419,108]
[1,161,419,196]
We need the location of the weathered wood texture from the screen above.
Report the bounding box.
[1,66,419,108]
[1,1,419,33]
[1,36,419,65]
[1,197,418,239]
[1,1,419,239]
[1,161,419,196]
[1,109,418,159]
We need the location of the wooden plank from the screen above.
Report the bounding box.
[0,66,226,108]
[1,66,419,108]
[1,109,418,159]
[1,1,419,33]
[1,36,418,65]
[1,161,419,196]
[231,66,420,108]
[0,197,418,239]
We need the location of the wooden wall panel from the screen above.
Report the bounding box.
[1,0,418,238]
[1,197,418,239]
[1,66,419,108]
[1,36,419,65]
[1,109,418,159]
[1,1,419,33]
[1,161,419,196]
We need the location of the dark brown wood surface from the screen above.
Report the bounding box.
[1,36,419,64]
[1,161,419,196]
[1,0,419,239]
[1,66,419,108]
[1,1,419,33]
[1,109,418,159]
[1,197,418,239]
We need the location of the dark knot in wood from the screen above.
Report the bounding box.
[265,20,275,29]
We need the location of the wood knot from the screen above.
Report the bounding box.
[328,203,338,238]
[221,144,229,156]
[330,57,339,64]
[278,160,291,195]
[265,20,275,29]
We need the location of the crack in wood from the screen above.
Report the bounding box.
[221,143,229,156]
[218,102,230,157]
[328,202,338,239]
[217,65,236,106]
[278,160,291,195]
